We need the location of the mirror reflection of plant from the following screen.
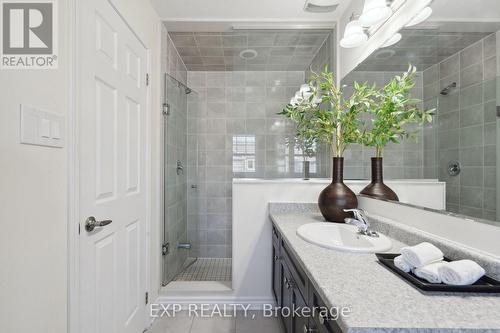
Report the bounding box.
[361,65,435,158]
[281,66,376,158]
[280,95,318,162]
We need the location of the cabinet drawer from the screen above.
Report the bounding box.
[309,288,343,333]
[281,240,307,301]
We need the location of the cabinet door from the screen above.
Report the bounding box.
[272,239,282,307]
[309,287,343,333]
[281,263,293,333]
[291,287,309,333]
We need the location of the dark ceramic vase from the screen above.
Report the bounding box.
[360,157,399,201]
[318,157,358,223]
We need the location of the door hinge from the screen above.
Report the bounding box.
[162,103,170,116]
[78,223,81,235]
[145,292,149,305]
[146,73,150,86]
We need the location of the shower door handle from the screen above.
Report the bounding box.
[176,160,184,175]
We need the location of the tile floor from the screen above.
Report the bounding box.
[148,311,283,333]
[174,258,232,281]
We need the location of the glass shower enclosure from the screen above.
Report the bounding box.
[162,73,198,286]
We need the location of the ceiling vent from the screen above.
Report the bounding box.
[304,0,339,13]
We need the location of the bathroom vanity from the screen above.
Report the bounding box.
[269,204,500,333]
[272,222,343,333]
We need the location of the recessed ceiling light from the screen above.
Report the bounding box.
[375,49,396,59]
[239,49,258,60]
[340,20,368,48]
[304,0,340,13]
[405,7,433,27]
[382,33,402,47]
[359,0,393,27]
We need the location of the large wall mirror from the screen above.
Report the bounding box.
[341,0,500,227]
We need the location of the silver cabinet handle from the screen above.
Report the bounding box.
[85,216,112,232]
[284,277,295,289]
[303,324,317,333]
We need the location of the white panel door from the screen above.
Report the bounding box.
[78,0,148,332]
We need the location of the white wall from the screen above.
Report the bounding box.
[0,1,162,332]
[0,0,69,332]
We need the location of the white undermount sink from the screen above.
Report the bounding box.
[296,223,392,253]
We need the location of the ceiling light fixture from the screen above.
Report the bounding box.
[304,0,340,13]
[405,6,433,27]
[359,0,393,27]
[381,33,401,47]
[340,20,368,48]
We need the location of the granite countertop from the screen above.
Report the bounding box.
[270,209,500,333]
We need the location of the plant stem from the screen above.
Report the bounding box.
[336,123,342,157]
[376,146,384,158]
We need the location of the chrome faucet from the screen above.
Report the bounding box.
[344,209,379,237]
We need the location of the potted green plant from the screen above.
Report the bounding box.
[360,65,434,201]
[281,67,375,222]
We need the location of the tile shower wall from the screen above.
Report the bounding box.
[306,34,334,79]
[341,70,425,179]
[422,33,497,220]
[162,26,189,282]
[186,71,331,258]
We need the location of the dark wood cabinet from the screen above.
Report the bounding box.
[272,225,282,308]
[272,223,343,333]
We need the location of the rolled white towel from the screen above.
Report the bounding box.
[413,261,448,284]
[401,242,444,268]
[394,255,411,273]
[438,260,486,286]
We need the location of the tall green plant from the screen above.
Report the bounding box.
[280,67,375,157]
[361,65,434,157]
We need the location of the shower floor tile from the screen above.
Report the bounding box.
[174,258,232,281]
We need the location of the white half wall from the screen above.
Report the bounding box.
[232,179,445,305]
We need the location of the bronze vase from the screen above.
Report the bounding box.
[360,157,399,201]
[318,157,358,223]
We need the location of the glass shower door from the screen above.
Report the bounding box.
[162,73,193,285]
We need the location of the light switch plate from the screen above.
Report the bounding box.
[20,105,65,148]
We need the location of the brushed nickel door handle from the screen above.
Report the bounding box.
[85,216,113,232]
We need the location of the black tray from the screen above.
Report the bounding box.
[376,253,500,293]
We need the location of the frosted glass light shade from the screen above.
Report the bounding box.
[406,7,433,27]
[359,0,392,27]
[340,20,368,48]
